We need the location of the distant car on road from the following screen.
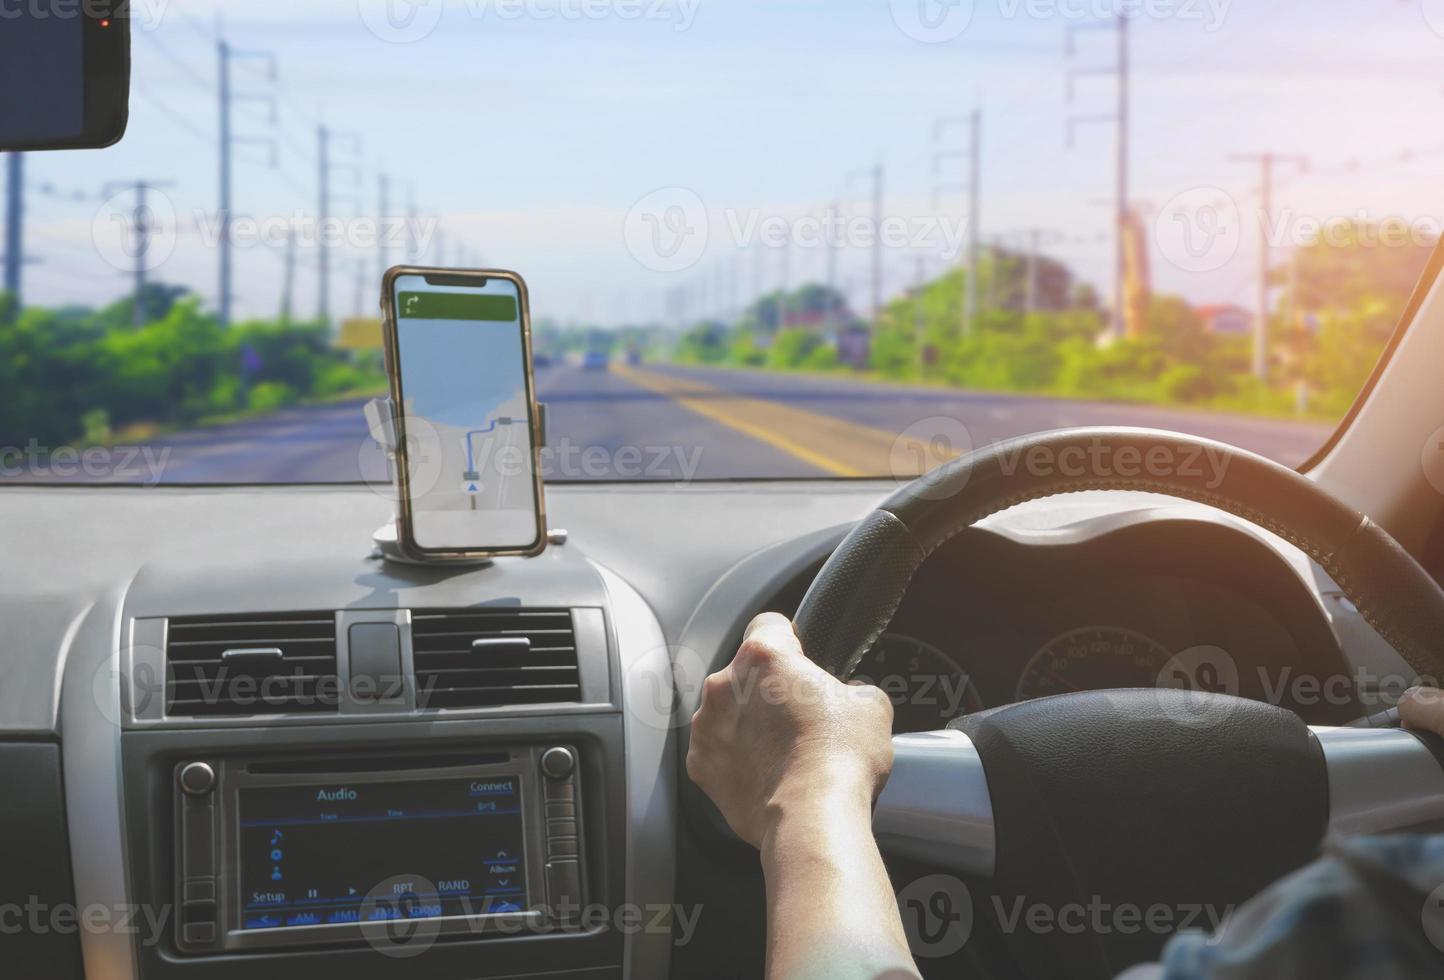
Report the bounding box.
[582,350,610,371]
[626,349,642,366]
[532,353,554,370]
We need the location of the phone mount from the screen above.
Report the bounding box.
[363,398,559,568]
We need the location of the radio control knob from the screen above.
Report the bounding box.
[540,747,575,781]
[179,762,215,796]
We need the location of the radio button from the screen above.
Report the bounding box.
[546,860,582,924]
[548,838,578,858]
[182,922,217,946]
[183,899,217,924]
[540,746,576,780]
[179,762,215,796]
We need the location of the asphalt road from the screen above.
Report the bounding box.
[14,363,1335,485]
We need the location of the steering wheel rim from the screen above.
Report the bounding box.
[794,426,1444,684]
[789,427,1444,977]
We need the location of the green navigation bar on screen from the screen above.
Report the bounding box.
[397,292,518,322]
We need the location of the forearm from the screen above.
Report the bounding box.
[760,788,921,980]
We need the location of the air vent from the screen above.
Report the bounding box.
[412,609,580,710]
[165,613,340,717]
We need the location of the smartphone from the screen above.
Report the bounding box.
[0,3,129,152]
[380,268,547,560]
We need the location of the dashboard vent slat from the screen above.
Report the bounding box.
[412,609,581,710]
[165,612,339,717]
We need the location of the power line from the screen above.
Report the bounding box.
[1228,152,1308,383]
[219,38,278,327]
[101,179,177,327]
[133,81,212,145]
[134,29,212,90]
[934,108,982,337]
[1066,13,1130,341]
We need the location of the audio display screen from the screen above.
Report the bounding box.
[238,776,526,930]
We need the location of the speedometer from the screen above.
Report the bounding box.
[1016,626,1173,702]
[853,633,983,733]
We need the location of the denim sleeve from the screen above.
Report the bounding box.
[1150,835,1444,980]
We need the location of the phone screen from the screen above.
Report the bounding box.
[0,14,85,144]
[390,273,542,554]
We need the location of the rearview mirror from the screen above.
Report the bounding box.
[0,3,130,151]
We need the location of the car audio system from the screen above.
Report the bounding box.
[173,744,586,953]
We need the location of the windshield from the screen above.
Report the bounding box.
[1,1,1433,485]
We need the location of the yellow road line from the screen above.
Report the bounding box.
[611,363,943,478]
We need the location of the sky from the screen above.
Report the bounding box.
[15,0,1444,327]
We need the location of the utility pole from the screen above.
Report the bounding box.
[280,228,296,323]
[1067,14,1130,341]
[353,258,366,317]
[1013,228,1057,316]
[406,182,419,262]
[3,153,22,316]
[934,108,982,337]
[825,200,839,337]
[377,172,390,284]
[778,240,790,329]
[871,163,884,325]
[317,125,327,322]
[217,39,277,327]
[754,239,765,306]
[316,125,361,327]
[104,179,176,327]
[219,40,230,327]
[1230,152,1308,382]
[849,163,885,325]
[914,255,928,376]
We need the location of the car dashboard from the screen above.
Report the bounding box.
[0,480,1417,980]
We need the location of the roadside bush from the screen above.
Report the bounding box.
[767,329,822,369]
[246,382,297,414]
[0,290,386,449]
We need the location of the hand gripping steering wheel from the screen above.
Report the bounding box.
[791,428,1444,977]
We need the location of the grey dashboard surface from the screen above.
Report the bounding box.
[0,480,882,736]
[0,480,1412,736]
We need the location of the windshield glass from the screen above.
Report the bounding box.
[1,0,1433,485]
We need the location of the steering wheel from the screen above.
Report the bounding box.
[791,428,1444,978]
